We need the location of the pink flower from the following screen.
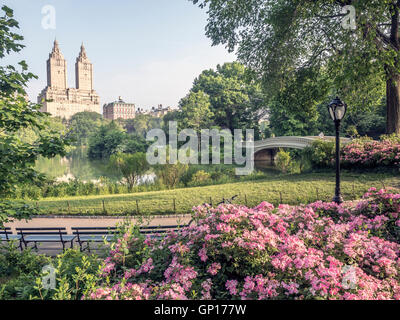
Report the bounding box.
[207,263,221,275]
[198,246,208,262]
[226,280,238,296]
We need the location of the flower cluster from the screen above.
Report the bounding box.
[342,139,400,168]
[86,188,400,300]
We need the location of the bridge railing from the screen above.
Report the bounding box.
[247,136,351,151]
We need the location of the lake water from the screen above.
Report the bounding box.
[35,147,275,184]
[35,147,155,184]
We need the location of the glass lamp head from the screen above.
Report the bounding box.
[328,97,347,121]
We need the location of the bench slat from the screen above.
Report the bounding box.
[0,234,21,241]
[16,228,67,231]
[24,235,76,242]
[75,235,115,242]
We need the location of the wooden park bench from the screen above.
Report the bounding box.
[16,227,76,251]
[72,227,118,252]
[72,221,193,252]
[139,223,193,239]
[0,227,22,249]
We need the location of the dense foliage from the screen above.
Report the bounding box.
[0,246,102,300]
[13,163,259,200]
[82,188,400,300]
[88,121,152,160]
[119,114,163,138]
[304,135,400,170]
[0,6,68,226]
[67,112,106,146]
[2,188,399,300]
[269,100,386,139]
[275,149,291,174]
[109,153,150,191]
[342,136,400,169]
[178,62,267,137]
[154,161,189,189]
[88,122,126,160]
[178,91,214,132]
[302,140,336,169]
[191,0,400,134]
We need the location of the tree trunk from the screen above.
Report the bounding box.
[386,73,400,134]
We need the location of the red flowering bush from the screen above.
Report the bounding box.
[85,188,400,300]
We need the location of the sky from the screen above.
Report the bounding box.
[2,0,236,109]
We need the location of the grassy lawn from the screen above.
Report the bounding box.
[31,172,400,216]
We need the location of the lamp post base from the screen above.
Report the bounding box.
[332,195,344,204]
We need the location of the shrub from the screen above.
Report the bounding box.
[381,134,400,144]
[85,188,400,300]
[190,170,211,185]
[288,160,301,174]
[345,125,359,139]
[304,136,400,171]
[109,153,150,191]
[32,249,102,300]
[275,149,291,173]
[302,139,336,169]
[154,162,189,189]
[0,244,50,300]
[342,137,400,169]
[0,247,102,300]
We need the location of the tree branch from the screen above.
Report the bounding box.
[334,0,353,6]
[375,26,397,50]
[321,27,339,53]
[315,13,346,19]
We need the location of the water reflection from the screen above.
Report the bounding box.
[36,147,277,184]
[35,147,155,184]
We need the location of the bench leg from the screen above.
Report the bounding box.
[21,240,27,250]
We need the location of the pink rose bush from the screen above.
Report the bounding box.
[85,188,400,300]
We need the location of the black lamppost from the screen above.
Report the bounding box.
[327,97,347,204]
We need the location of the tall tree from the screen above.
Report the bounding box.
[189,62,267,136]
[191,0,400,134]
[109,152,150,191]
[67,111,105,146]
[178,91,214,131]
[0,6,68,225]
[88,121,126,160]
[121,114,162,138]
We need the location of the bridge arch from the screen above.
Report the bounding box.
[248,136,350,167]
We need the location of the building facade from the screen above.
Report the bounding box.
[136,104,173,117]
[149,104,172,117]
[103,97,136,120]
[37,40,100,119]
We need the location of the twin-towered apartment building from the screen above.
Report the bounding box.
[38,40,100,119]
[38,40,173,120]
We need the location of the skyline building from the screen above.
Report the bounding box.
[37,40,100,119]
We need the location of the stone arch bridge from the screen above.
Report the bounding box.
[248,136,351,166]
